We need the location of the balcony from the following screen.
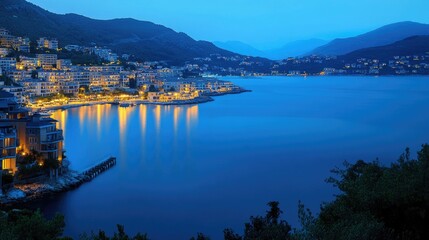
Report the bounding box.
[40,144,58,153]
[41,130,64,144]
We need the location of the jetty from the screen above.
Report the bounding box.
[81,157,117,182]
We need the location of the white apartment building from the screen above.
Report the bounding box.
[37,38,59,50]
[0,58,16,72]
[36,54,58,67]
[21,79,56,97]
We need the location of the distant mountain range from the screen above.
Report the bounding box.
[264,39,328,59]
[340,35,429,61]
[311,21,429,56]
[0,0,238,64]
[214,39,327,60]
[213,41,266,58]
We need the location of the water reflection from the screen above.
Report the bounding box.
[139,105,147,167]
[51,104,200,170]
[154,105,161,134]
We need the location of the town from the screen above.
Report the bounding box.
[0,27,248,109]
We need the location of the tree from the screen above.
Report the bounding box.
[31,70,38,79]
[0,209,66,240]
[80,224,150,240]
[190,233,210,240]
[224,202,292,240]
[148,85,157,92]
[295,144,429,240]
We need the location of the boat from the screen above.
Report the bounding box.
[119,101,135,108]
[35,109,52,117]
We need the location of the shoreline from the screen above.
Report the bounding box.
[31,88,250,111]
[0,158,116,209]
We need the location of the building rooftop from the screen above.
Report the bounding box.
[0,90,15,99]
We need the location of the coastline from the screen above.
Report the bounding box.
[32,88,250,111]
[0,158,116,209]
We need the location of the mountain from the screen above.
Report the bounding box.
[214,39,327,60]
[340,35,429,61]
[213,41,266,58]
[0,0,238,64]
[311,21,429,56]
[264,39,327,60]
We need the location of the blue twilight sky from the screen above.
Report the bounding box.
[28,0,429,49]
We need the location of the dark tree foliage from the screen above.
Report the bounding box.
[189,233,211,240]
[224,201,292,240]
[0,209,65,240]
[223,229,242,240]
[296,145,429,240]
[148,85,157,92]
[80,224,149,240]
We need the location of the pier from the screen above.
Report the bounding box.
[81,157,117,182]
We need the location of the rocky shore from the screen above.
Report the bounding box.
[0,171,84,207]
[0,157,116,208]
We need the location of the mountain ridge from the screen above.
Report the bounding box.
[340,35,429,61]
[0,0,238,64]
[311,21,429,56]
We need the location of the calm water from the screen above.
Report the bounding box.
[35,76,429,239]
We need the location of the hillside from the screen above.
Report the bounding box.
[311,21,429,56]
[340,35,429,61]
[0,0,237,64]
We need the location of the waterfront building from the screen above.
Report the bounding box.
[37,38,59,50]
[0,48,9,57]
[83,65,123,74]
[0,124,17,174]
[7,70,32,82]
[1,86,25,104]
[56,59,72,70]
[20,79,57,97]
[0,91,28,120]
[13,114,64,162]
[36,54,58,67]
[16,57,38,70]
[0,58,17,72]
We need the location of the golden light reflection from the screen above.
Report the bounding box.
[118,106,131,138]
[139,104,147,167]
[60,110,66,142]
[186,105,199,135]
[78,106,88,134]
[118,106,132,168]
[139,104,147,136]
[173,106,181,135]
[96,104,102,138]
[154,105,161,134]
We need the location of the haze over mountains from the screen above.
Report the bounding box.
[214,21,429,60]
[214,39,327,60]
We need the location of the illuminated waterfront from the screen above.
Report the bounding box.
[34,76,429,239]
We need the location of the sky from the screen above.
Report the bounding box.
[27,0,429,50]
